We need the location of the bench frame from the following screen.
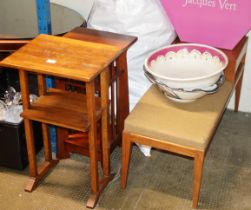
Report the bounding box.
[121,37,248,208]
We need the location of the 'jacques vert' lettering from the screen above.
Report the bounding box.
[182,0,216,8]
[219,0,237,11]
[182,0,237,11]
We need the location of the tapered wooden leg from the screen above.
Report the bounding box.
[192,151,205,208]
[86,81,99,193]
[54,77,71,159]
[121,132,133,189]
[100,68,110,176]
[20,71,59,192]
[24,119,59,192]
[23,119,38,178]
[117,52,130,134]
[41,124,52,161]
[86,81,100,208]
[19,70,38,190]
[87,173,115,208]
[234,69,244,112]
[37,73,53,161]
[86,77,116,209]
[56,127,70,159]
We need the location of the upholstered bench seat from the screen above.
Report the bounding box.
[121,37,247,209]
[124,81,233,151]
[121,81,233,209]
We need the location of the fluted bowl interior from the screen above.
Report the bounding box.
[145,43,228,89]
[144,43,228,102]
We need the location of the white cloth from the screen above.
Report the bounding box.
[88,0,176,156]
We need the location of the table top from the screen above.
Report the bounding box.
[64,27,138,53]
[0,0,85,39]
[0,34,124,82]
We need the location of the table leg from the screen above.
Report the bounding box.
[56,127,70,159]
[116,51,129,134]
[23,119,38,178]
[86,80,99,208]
[235,73,243,112]
[19,70,37,187]
[110,64,117,143]
[100,68,110,176]
[234,57,245,112]
[54,78,71,159]
[86,78,115,209]
[19,71,58,192]
[37,74,52,161]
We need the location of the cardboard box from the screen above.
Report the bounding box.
[161,0,251,49]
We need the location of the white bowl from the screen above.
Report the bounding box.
[144,43,228,102]
[145,71,224,102]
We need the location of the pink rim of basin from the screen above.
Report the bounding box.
[160,0,251,50]
[145,43,228,81]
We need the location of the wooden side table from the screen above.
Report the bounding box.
[0,33,136,208]
[55,27,137,161]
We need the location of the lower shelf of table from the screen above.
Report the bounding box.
[64,132,102,159]
[57,126,121,161]
[21,88,102,132]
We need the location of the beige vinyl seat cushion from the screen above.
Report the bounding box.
[124,81,233,150]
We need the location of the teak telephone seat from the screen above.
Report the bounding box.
[121,37,248,208]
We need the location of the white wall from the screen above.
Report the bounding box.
[52,0,251,113]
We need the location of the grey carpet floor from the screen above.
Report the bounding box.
[0,110,250,210]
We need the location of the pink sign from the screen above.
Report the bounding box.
[160,0,251,49]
